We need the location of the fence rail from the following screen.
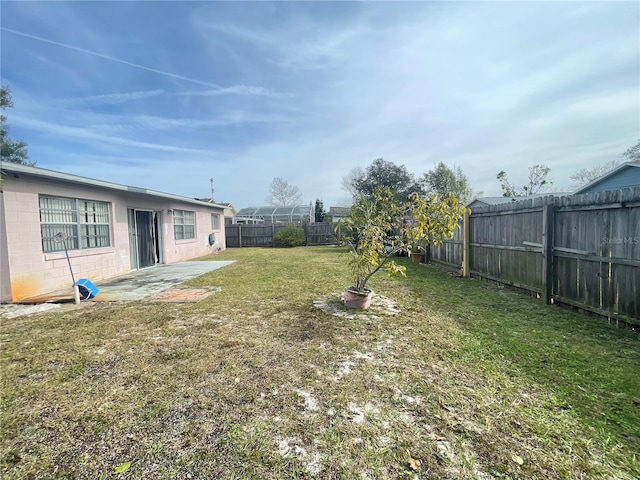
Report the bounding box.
[225,223,336,248]
[430,187,640,326]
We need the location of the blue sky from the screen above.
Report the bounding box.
[1,1,638,208]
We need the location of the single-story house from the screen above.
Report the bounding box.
[573,162,640,194]
[328,206,350,223]
[0,163,226,302]
[196,198,236,225]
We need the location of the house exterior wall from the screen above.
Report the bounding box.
[1,173,225,302]
[0,194,11,301]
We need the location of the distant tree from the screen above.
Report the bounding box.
[1,86,33,165]
[352,158,423,202]
[569,140,640,190]
[265,177,303,206]
[570,159,620,190]
[341,166,365,201]
[314,198,326,223]
[422,162,475,204]
[497,164,553,197]
[621,139,640,163]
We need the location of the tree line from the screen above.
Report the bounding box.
[342,158,477,205]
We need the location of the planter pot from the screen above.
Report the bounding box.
[343,288,373,309]
[411,252,424,263]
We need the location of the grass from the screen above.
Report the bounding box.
[1,246,638,479]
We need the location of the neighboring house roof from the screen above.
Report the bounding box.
[2,163,226,209]
[196,198,236,215]
[329,206,350,217]
[467,193,570,210]
[573,162,640,194]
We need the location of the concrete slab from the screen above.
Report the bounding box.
[16,261,235,303]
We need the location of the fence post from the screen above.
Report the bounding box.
[541,203,554,304]
[238,225,242,248]
[463,210,470,278]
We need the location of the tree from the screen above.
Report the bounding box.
[341,166,365,202]
[350,158,423,203]
[314,198,326,223]
[265,177,303,206]
[336,187,465,295]
[569,140,640,190]
[570,159,620,190]
[1,86,32,165]
[621,139,640,163]
[497,164,553,197]
[422,162,474,204]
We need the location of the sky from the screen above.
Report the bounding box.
[1,1,638,209]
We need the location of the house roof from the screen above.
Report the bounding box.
[329,206,350,216]
[572,162,640,194]
[196,198,236,212]
[1,163,227,209]
[467,193,570,208]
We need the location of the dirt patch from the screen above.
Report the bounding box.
[150,287,221,303]
[0,303,67,319]
[313,292,401,319]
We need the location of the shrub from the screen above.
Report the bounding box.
[274,223,306,247]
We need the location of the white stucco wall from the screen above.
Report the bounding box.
[1,173,225,302]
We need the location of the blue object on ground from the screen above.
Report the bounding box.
[74,278,99,299]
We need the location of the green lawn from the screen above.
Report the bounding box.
[1,246,638,479]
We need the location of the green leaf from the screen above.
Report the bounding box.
[114,462,131,474]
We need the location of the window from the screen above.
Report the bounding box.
[211,213,220,230]
[174,210,195,239]
[39,196,111,253]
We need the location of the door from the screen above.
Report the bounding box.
[127,209,162,269]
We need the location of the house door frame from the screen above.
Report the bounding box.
[127,208,164,270]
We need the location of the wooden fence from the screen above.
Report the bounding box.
[430,187,640,326]
[225,223,336,248]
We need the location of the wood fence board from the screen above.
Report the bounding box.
[225,223,335,248]
[436,187,639,323]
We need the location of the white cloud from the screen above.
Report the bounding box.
[1,1,637,208]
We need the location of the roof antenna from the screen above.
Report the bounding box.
[210,177,214,201]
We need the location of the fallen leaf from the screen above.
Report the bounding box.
[408,456,421,470]
[512,454,524,465]
[114,462,131,474]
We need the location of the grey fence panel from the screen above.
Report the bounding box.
[225,223,336,248]
[432,188,639,325]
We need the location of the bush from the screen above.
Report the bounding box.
[274,224,306,247]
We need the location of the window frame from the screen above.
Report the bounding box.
[174,209,196,240]
[39,195,111,253]
[211,213,221,230]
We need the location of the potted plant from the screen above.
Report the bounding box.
[337,187,465,309]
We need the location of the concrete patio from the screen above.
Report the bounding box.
[14,261,235,304]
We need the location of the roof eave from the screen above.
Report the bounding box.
[1,162,226,210]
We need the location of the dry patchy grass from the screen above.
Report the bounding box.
[1,246,638,479]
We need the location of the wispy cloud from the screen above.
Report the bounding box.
[182,86,289,99]
[2,27,225,89]
[2,1,637,207]
[67,85,287,106]
[12,116,216,155]
[67,89,167,105]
